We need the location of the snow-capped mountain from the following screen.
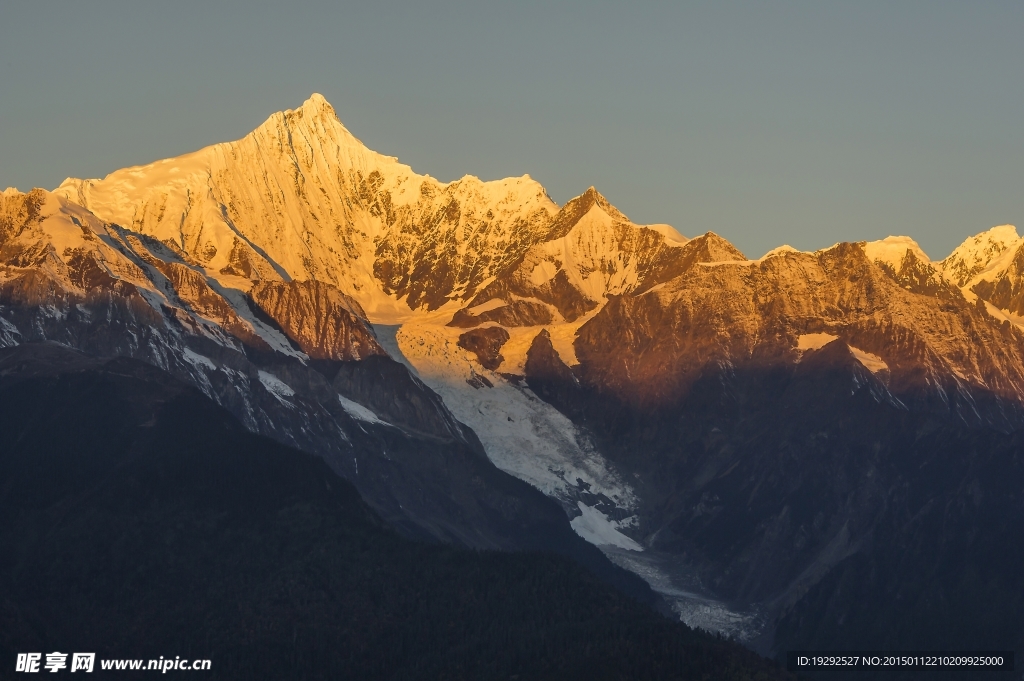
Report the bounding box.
[7,94,1024,653]
[56,94,557,319]
[939,224,1023,288]
[937,225,1024,322]
[49,96,699,553]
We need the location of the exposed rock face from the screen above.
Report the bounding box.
[370,176,555,310]
[457,326,510,370]
[329,355,468,441]
[641,230,748,291]
[938,225,1024,321]
[954,235,1024,318]
[524,329,583,407]
[449,300,555,328]
[972,252,1024,316]
[0,189,177,360]
[248,280,384,360]
[0,189,46,245]
[156,261,270,350]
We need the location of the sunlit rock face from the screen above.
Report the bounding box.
[575,237,1024,422]
[248,280,385,360]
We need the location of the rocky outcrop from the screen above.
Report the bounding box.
[524,329,584,409]
[966,245,1024,316]
[330,355,469,440]
[370,176,556,310]
[248,280,384,360]
[457,326,510,370]
[448,300,555,328]
[0,189,46,245]
[157,261,269,350]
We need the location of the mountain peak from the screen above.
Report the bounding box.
[544,187,629,240]
[580,187,629,221]
[296,92,337,119]
[864,236,930,271]
[237,93,392,179]
[689,231,747,262]
[255,92,354,145]
[981,224,1019,241]
[940,224,1022,288]
[305,92,330,107]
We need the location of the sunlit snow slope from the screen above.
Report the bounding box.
[56,94,557,321]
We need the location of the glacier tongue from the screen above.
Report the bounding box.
[383,315,643,550]
[570,502,643,551]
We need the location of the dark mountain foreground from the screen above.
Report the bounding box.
[527,336,1024,680]
[0,343,790,681]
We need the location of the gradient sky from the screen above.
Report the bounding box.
[2,1,1021,259]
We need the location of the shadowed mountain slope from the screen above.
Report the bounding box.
[0,343,791,681]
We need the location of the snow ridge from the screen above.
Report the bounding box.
[940,225,1022,289]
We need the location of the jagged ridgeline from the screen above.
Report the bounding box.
[2,94,1024,674]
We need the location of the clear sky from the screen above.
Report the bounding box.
[2,1,1021,259]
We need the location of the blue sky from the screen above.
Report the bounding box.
[2,1,1021,258]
